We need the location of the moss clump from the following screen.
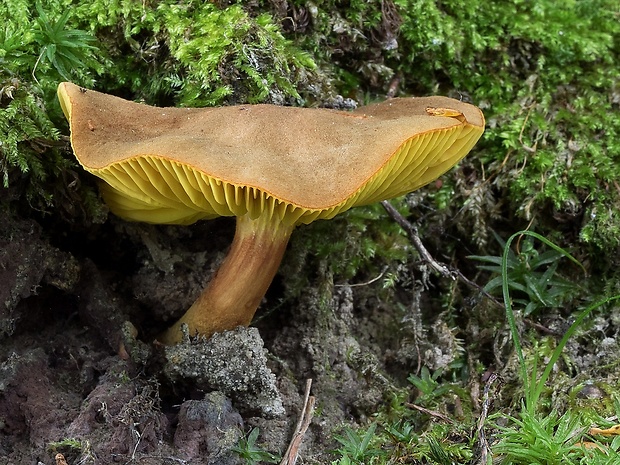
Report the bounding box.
[394,0,620,253]
[1,1,103,217]
[0,79,60,191]
[73,0,320,106]
[162,3,316,106]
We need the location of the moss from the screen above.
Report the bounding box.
[281,201,412,308]
[0,79,60,190]
[72,0,320,106]
[391,0,620,253]
[1,1,105,219]
[162,3,316,106]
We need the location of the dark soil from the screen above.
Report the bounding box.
[0,211,431,465]
[4,205,617,465]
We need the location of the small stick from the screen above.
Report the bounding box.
[474,373,502,465]
[280,379,315,465]
[381,201,504,307]
[335,266,388,288]
[381,201,453,278]
[523,318,561,336]
[405,403,455,424]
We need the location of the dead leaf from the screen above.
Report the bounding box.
[589,424,620,436]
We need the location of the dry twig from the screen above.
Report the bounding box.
[280,379,315,465]
[474,372,502,465]
[405,402,455,424]
[381,200,504,307]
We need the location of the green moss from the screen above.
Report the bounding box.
[391,0,620,252]
[0,1,104,218]
[73,0,318,106]
[281,0,400,97]
[163,4,315,106]
[282,201,412,304]
[0,80,59,189]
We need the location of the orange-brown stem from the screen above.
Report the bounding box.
[158,212,294,345]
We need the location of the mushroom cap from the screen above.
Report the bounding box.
[58,82,484,226]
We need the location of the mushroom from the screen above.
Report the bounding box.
[57,82,484,344]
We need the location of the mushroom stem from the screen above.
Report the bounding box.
[158,212,294,344]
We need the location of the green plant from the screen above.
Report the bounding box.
[426,435,460,465]
[383,420,418,446]
[47,437,96,463]
[407,367,452,406]
[330,417,475,465]
[469,231,580,316]
[0,1,106,216]
[48,437,85,451]
[490,230,620,464]
[232,427,279,465]
[408,366,470,411]
[494,408,587,464]
[32,1,101,82]
[498,231,598,412]
[1,1,101,85]
[333,423,384,464]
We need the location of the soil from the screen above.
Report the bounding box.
[2,207,618,465]
[0,210,434,465]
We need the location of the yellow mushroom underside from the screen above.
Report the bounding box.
[58,83,484,226]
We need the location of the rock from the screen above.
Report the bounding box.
[66,359,170,463]
[164,327,285,417]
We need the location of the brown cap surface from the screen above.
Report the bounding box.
[58,82,484,225]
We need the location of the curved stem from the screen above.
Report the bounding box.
[159,212,294,344]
